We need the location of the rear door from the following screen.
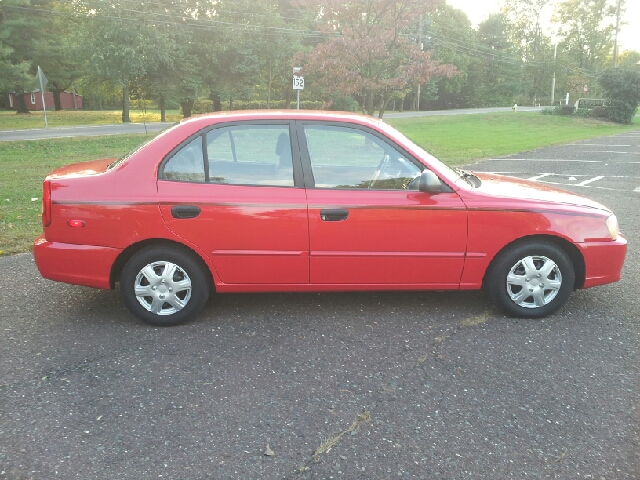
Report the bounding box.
[158,121,310,286]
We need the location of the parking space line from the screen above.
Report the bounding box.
[527,173,552,181]
[483,159,640,165]
[582,150,640,154]
[569,144,631,147]
[537,180,616,191]
[480,172,640,180]
[575,176,604,186]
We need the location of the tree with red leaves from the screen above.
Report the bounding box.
[296,0,458,118]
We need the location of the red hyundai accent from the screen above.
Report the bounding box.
[34,111,627,326]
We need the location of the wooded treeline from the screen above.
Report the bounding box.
[1,0,637,120]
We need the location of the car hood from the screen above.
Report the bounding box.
[469,172,612,213]
[47,158,116,179]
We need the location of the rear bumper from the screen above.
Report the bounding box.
[33,235,121,290]
[578,236,627,289]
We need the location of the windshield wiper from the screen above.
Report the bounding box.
[455,168,481,187]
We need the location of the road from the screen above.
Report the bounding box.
[0,107,543,141]
[384,106,542,118]
[1,130,638,479]
[0,122,175,142]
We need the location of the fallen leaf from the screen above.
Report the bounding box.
[264,444,274,456]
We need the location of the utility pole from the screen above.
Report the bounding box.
[613,0,622,67]
[551,42,557,105]
[415,14,423,111]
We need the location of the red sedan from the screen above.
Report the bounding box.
[34,112,627,326]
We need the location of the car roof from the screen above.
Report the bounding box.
[179,110,384,129]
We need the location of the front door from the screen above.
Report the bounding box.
[299,123,467,287]
[158,122,309,286]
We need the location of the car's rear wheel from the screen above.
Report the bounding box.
[121,246,209,326]
[486,241,575,318]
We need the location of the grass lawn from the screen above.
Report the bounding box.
[385,112,639,164]
[0,134,150,255]
[0,109,182,130]
[1,112,639,255]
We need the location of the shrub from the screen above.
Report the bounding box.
[192,99,214,114]
[184,98,326,115]
[599,67,640,124]
[575,108,592,117]
[590,106,607,118]
[541,106,558,115]
[325,95,359,112]
[558,105,575,115]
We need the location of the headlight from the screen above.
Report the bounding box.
[605,215,619,241]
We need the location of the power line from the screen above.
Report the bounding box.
[2,4,334,39]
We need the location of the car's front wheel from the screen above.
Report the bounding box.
[121,246,210,326]
[486,241,575,318]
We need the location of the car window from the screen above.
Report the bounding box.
[303,125,421,190]
[206,125,294,187]
[163,136,206,182]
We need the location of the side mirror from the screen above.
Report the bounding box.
[419,170,443,193]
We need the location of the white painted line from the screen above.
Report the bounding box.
[527,173,552,181]
[576,176,604,186]
[635,186,640,193]
[484,158,603,163]
[536,179,616,191]
[569,144,631,147]
[582,150,640,154]
[478,172,640,179]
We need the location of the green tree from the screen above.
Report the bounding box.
[297,0,457,118]
[503,0,554,104]
[599,67,640,123]
[617,50,640,68]
[423,5,475,109]
[75,0,173,122]
[0,0,86,112]
[463,14,523,107]
[0,0,39,113]
[0,41,30,101]
[553,0,616,71]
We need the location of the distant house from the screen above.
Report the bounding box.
[8,90,83,110]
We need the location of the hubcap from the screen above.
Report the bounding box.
[134,261,192,315]
[506,255,562,309]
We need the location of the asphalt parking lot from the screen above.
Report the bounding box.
[1,130,639,479]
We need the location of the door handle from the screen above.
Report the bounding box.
[171,205,201,219]
[320,209,349,222]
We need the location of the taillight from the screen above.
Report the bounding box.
[42,180,51,227]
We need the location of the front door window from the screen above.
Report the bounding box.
[303,125,421,190]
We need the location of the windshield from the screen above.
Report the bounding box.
[378,121,482,188]
[378,121,461,178]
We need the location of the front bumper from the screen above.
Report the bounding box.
[33,235,121,290]
[578,236,627,289]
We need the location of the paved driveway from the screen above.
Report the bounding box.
[1,130,638,479]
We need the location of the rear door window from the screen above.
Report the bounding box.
[206,125,294,187]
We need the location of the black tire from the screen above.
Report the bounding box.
[485,240,575,318]
[120,245,210,326]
